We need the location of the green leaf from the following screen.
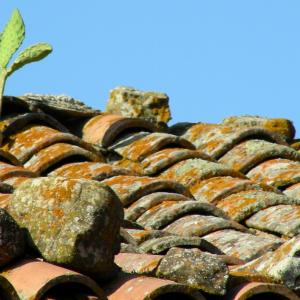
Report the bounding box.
[7,43,52,76]
[0,9,25,68]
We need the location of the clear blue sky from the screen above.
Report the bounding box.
[1,1,300,134]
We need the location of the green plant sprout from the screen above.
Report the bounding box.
[0,9,52,116]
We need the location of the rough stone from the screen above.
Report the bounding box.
[0,209,24,266]
[106,86,171,125]
[156,247,229,295]
[8,177,123,279]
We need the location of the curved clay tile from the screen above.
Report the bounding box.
[138,235,221,255]
[160,158,245,188]
[114,252,163,276]
[0,161,36,181]
[103,272,205,300]
[226,282,298,300]
[112,159,145,175]
[203,229,282,262]
[216,190,299,223]
[124,228,173,245]
[181,123,283,158]
[3,124,97,164]
[24,143,103,175]
[3,176,31,188]
[229,237,300,293]
[82,114,157,147]
[135,201,229,230]
[163,214,248,237]
[49,161,133,181]
[245,205,300,237]
[0,259,105,300]
[290,139,300,150]
[0,150,21,166]
[141,148,212,175]
[189,176,270,204]
[222,115,296,142]
[247,158,300,188]
[101,175,191,207]
[113,132,195,162]
[218,140,300,173]
[125,192,191,222]
[0,193,11,209]
[0,112,68,138]
[284,182,300,199]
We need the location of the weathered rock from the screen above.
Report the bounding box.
[106,86,171,125]
[0,209,24,266]
[222,115,295,142]
[8,177,123,279]
[156,247,229,295]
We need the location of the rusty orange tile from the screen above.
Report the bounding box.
[245,204,300,237]
[102,175,191,207]
[141,148,212,175]
[218,140,300,173]
[181,123,283,158]
[49,161,133,180]
[113,132,195,162]
[0,112,68,138]
[226,282,298,300]
[189,176,267,204]
[114,253,163,275]
[0,161,36,181]
[24,143,103,175]
[3,124,96,164]
[103,272,204,300]
[82,114,157,147]
[216,190,299,222]
[125,192,191,222]
[160,158,245,188]
[247,158,300,188]
[0,259,105,300]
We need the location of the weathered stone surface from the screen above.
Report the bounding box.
[8,177,123,279]
[230,236,300,291]
[106,86,171,124]
[222,115,295,142]
[156,247,229,295]
[0,209,24,266]
[22,93,101,117]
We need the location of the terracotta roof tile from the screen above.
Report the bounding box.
[0,91,299,298]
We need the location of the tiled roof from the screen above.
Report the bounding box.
[0,88,298,299]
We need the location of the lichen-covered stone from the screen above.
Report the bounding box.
[0,209,24,266]
[222,115,295,142]
[22,93,100,117]
[106,86,171,125]
[156,247,229,295]
[8,177,123,279]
